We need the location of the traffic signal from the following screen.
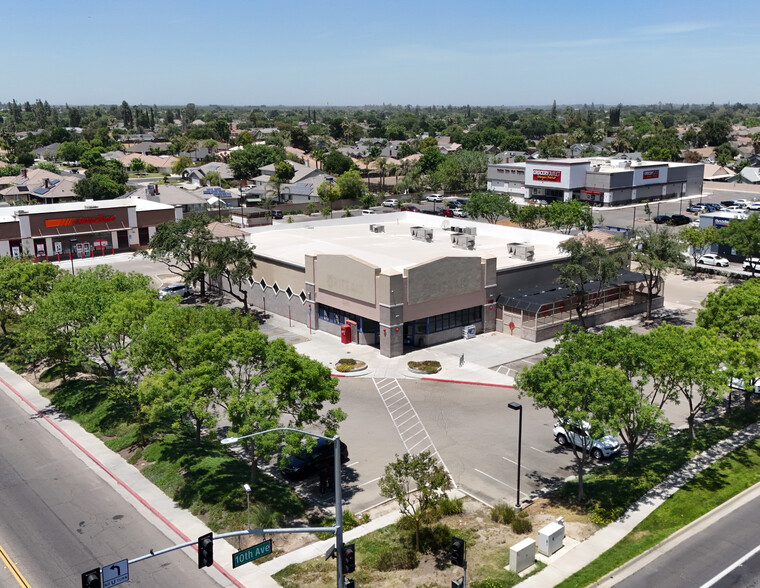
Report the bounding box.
[450,537,466,567]
[345,579,355,588]
[452,577,464,588]
[81,567,101,588]
[342,543,356,574]
[198,532,214,568]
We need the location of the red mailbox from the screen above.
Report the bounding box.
[340,324,351,344]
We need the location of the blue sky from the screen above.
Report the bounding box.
[5,0,759,107]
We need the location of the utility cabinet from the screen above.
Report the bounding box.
[538,519,565,556]
[509,537,535,573]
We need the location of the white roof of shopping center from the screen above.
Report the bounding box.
[0,197,172,223]
[246,212,570,272]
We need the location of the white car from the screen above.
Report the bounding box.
[158,284,193,299]
[452,209,468,218]
[382,199,399,208]
[553,421,620,459]
[743,257,760,271]
[746,202,760,211]
[425,194,443,202]
[698,254,729,267]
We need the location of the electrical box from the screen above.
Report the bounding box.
[537,520,565,556]
[509,537,535,573]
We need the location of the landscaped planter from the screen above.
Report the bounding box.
[408,360,441,374]
[334,358,367,373]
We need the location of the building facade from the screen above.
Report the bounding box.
[0,198,179,259]
[487,158,703,206]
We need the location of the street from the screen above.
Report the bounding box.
[0,385,223,587]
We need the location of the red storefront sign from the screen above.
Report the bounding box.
[642,170,659,180]
[45,215,116,228]
[532,169,561,182]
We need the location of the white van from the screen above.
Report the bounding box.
[362,209,376,215]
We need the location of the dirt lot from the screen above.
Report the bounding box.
[271,498,597,588]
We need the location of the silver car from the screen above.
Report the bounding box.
[553,421,620,459]
[158,284,193,299]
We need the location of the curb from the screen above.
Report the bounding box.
[421,377,514,388]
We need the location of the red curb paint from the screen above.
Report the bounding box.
[0,375,245,588]
[331,373,345,378]
[421,377,514,388]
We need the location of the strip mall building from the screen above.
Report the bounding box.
[0,198,179,259]
[487,158,703,206]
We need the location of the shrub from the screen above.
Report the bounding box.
[408,360,441,374]
[418,523,453,554]
[376,547,419,571]
[249,503,281,530]
[511,516,533,534]
[490,502,515,525]
[335,358,365,372]
[437,496,464,516]
[315,509,370,539]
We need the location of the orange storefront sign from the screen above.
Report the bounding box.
[45,215,116,228]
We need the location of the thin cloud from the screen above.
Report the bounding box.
[634,22,717,36]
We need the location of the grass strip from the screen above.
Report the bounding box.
[555,437,760,588]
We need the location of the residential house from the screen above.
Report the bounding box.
[183,162,234,186]
[0,168,79,204]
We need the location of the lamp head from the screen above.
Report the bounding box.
[243,483,251,493]
[221,436,239,445]
[508,402,522,411]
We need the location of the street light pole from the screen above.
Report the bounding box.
[69,238,77,275]
[508,402,523,508]
[222,427,344,588]
[243,483,251,531]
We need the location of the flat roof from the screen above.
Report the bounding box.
[0,197,173,223]
[246,212,570,272]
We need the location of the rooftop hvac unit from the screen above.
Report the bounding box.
[451,233,475,250]
[507,243,535,261]
[411,226,433,242]
[463,226,477,236]
[369,224,385,233]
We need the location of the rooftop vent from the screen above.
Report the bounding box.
[507,243,535,261]
[369,224,385,233]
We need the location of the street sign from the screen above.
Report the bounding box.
[102,558,129,588]
[232,539,272,568]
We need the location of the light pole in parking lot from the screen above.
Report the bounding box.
[222,427,345,588]
[508,402,523,508]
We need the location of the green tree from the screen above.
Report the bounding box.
[644,324,726,439]
[716,213,760,271]
[171,156,193,175]
[555,235,627,329]
[72,174,126,200]
[142,213,213,297]
[205,237,257,313]
[322,150,354,176]
[378,451,452,551]
[463,191,516,224]
[227,337,344,483]
[317,181,341,218]
[129,158,146,172]
[0,258,60,335]
[417,146,444,174]
[537,134,566,158]
[35,161,61,174]
[542,200,594,234]
[228,144,282,180]
[680,225,717,272]
[631,226,685,319]
[516,352,631,500]
[336,169,364,200]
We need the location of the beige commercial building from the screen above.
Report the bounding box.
[245,213,575,357]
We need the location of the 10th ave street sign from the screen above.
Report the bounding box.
[233,539,272,568]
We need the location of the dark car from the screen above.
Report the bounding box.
[271,210,284,219]
[402,205,421,212]
[281,439,349,480]
[653,215,670,224]
[721,200,739,208]
[438,208,454,217]
[668,214,690,226]
[703,202,721,211]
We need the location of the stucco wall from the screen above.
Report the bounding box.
[315,254,379,305]
[405,256,482,305]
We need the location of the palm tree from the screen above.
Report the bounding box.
[375,157,388,191]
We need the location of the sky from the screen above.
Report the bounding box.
[4,0,760,107]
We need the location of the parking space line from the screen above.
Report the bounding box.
[474,468,515,491]
[530,446,551,455]
[358,476,381,488]
[502,456,532,471]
